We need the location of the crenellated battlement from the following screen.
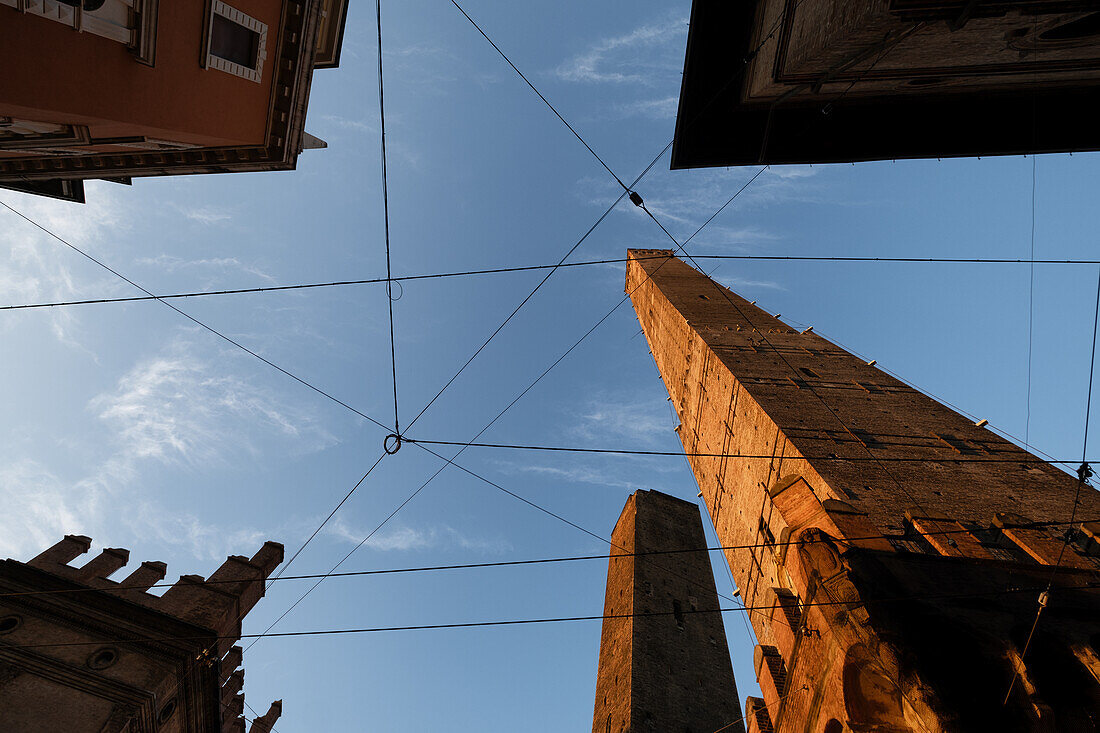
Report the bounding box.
[28,536,284,641]
[2,535,285,733]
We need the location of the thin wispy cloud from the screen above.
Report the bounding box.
[125,504,267,564]
[182,206,233,225]
[506,462,639,490]
[613,95,679,120]
[134,253,277,283]
[495,453,681,493]
[0,333,336,561]
[319,114,377,135]
[0,460,90,559]
[315,113,422,168]
[573,166,823,261]
[385,43,463,86]
[689,225,782,252]
[716,275,785,291]
[642,167,824,223]
[87,335,335,478]
[554,16,687,85]
[0,185,129,347]
[569,394,670,447]
[327,518,512,554]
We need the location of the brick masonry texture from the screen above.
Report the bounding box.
[627,250,1100,732]
[0,536,284,732]
[592,490,742,733]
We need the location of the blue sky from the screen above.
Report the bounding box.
[3,1,1100,730]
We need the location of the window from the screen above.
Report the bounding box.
[887,520,937,555]
[211,14,258,66]
[0,118,90,150]
[204,1,268,82]
[973,527,1036,564]
[4,0,158,64]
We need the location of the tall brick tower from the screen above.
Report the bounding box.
[0,535,285,732]
[592,489,742,733]
[627,250,1100,732]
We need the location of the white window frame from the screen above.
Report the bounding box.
[2,0,139,47]
[204,1,267,83]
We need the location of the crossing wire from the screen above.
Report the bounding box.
[244,450,442,652]
[271,452,388,583]
[402,439,1096,466]
[2,4,1091,726]
[140,450,390,733]
[7,255,1100,314]
[404,438,803,634]
[5,579,1098,652]
[402,143,671,434]
[711,687,806,733]
[4,517,1092,600]
[631,22,959,570]
[741,306,1089,477]
[64,171,779,659]
[5,0,1088,718]
[359,172,773,632]
[1026,154,1038,448]
[449,0,627,191]
[319,168,772,641]
[0,201,393,435]
[431,5,957,623]
[635,205,1100,715]
[401,0,803,436]
[376,0,400,435]
[748,297,1100,479]
[631,203,981,619]
[1005,265,1100,704]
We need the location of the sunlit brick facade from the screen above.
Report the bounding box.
[627,249,1100,732]
[0,536,285,732]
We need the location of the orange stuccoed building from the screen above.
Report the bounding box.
[0,0,349,202]
[623,250,1100,732]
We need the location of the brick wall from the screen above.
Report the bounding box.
[627,250,1100,731]
[592,490,742,733]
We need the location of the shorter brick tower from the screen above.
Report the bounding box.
[592,489,743,733]
[0,535,285,732]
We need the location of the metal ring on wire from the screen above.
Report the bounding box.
[387,280,403,302]
[384,433,403,454]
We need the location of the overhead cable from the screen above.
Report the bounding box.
[402,438,1096,466]
[6,580,1098,652]
[375,0,400,435]
[2,517,1093,600]
[0,201,392,435]
[7,255,1100,314]
[449,0,627,191]
[402,142,671,433]
[1005,265,1100,704]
